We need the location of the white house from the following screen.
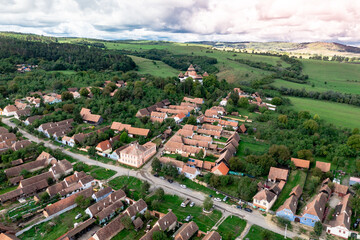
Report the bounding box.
[220,98,228,106]
[326,194,353,239]
[253,188,277,212]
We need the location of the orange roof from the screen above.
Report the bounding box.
[128,127,150,137]
[316,161,331,172]
[211,162,229,175]
[96,140,112,152]
[291,158,310,169]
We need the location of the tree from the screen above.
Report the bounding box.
[303,119,319,133]
[164,83,176,95]
[88,146,96,156]
[152,157,162,172]
[40,192,50,202]
[203,196,213,211]
[297,149,314,162]
[63,103,75,113]
[351,195,360,217]
[268,145,290,166]
[61,91,74,101]
[141,181,150,193]
[119,131,129,143]
[347,134,360,151]
[313,221,323,236]
[195,149,204,159]
[0,171,6,183]
[277,115,288,124]
[155,188,164,201]
[79,88,89,97]
[238,97,249,108]
[75,195,91,208]
[271,97,282,105]
[186,115,197,125]
[121,215,134,230]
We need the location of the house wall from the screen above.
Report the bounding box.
[326,226,350,239]
[276,209,295,221]
[253,196,277,212]
[300,213,319,227]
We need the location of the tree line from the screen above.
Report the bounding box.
[0,36,136,73]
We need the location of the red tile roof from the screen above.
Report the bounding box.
[291,158,310,169]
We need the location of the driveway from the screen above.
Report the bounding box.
[2,118,296,239]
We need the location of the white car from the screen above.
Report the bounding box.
[190,202,195,207]
[214,198,222,202]
[75,213,82,220]
[180,184,187,189]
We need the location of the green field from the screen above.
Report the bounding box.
[288,97,360,129]
[73,162,116,180]
[129,55,179,77]
[237,135,269,157]
[217,216,247,240]
[271,170,307,211]
[272,59,360,94]
[244,225,291,240]
[150,194,222,232]
[109,176,144,200]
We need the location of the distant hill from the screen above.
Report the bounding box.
[191,41,360,58]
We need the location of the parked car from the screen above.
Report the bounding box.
[244,208,253,213]
[153,173,159,177]
[159,176,165,180]
[223,196,228,202]
[180,184,187,189]
[167,179,174,183]
[214,198,222,202]
[184,215,192,222]
[190,202,195,207]
[209,195,213,198]
[236,205,242,209]
[181,198,191,207]
[75,213,82,220]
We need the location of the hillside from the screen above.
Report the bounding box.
[198,41,360,58]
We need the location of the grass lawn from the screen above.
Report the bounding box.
[217,216,247,240]
[288,97,360,129]
[129,55,179,77]
[152,138,162,147]
[237,135,269,157]
[271,170,307,211]
[150,194,222,232]
[19,207,86,240]
[0,185,18,195]
[176,177,224,199]
[90,168,116,180]
[73,162,116,180]
[244,225,291,240]
[109,176,144,200]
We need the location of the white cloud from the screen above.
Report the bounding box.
[0,0,359,43]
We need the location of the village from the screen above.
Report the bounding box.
[0,64,359,240]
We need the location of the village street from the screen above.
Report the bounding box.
[2,118,296,239]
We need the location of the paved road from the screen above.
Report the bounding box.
[3,118,295,239]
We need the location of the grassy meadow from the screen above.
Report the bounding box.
[129,55,179,77]
[288,97,360,129]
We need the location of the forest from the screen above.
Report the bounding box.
[0,36,136,73]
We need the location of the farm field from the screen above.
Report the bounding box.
[272,60,360,95]
[128,55,179,77]
[288,97,360,130]
[271,170,307,211]
[217,216,247,240]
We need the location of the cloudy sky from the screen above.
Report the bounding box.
[1,0,359,44]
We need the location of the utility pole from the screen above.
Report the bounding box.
[284,224,287,239]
